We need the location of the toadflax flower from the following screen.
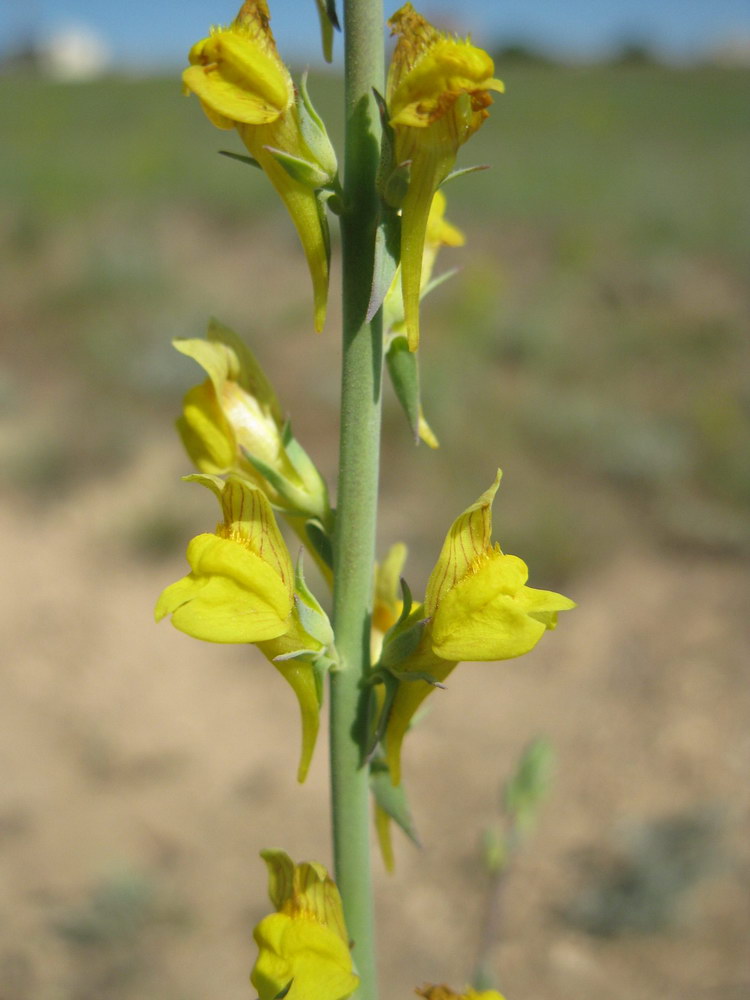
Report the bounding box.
[183,1,337,331]
[155,475,332,781]
[174,318,330,525]
[251,849,359,1000]
[382,471,575,785]
[386,2,504,350]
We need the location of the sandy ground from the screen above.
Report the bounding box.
[1,429,749,1000]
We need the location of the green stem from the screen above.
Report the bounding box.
[329,1,384,997]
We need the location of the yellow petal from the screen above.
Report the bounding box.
[424,470,502,615]
[426,189,465,249]
[429,552,548,662]
[373,542,408,633]
[176,381,236,474]
[154,533,292,643]
[211,477,295,594]
[183,28,291,125]
[417,987,507,1000]
[260,850,349,942]
[251,913,359,1000]
[389,36,503,128]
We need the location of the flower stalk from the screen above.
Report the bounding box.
[328,1,384,996]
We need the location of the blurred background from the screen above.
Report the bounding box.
[1,1,749,998]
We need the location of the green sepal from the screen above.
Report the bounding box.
[293,557,333,646]
[305,516,334,570]
[218,149,261,170]
[296,73,338,182]
[263,145,331,189]
[378,618,427,674]
[282,424,329,500]
[386,334,420,443]
[369,757,420,847]
[273,647,323,663]
[395,577,413,626]
[388,667,445,687]
[239,448,307,516]
[440,163,490,187]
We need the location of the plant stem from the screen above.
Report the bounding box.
[329,0,384,997]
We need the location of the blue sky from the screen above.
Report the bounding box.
[2,0,749,67]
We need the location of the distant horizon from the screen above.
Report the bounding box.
[2,0,750,70]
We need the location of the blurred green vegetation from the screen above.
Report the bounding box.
[1,66,749,580]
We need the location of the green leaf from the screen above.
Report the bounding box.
[386,334,420,443]
[503,737,555,834]
[314,0,340,62]
[325,0,340,30]
[218,149,261,170]
[370,758,420,846]
[440,163,490,187]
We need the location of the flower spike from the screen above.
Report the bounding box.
[386,3,504,350]
[183,2,338,331]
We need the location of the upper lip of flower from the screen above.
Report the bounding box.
[183,15,293,125]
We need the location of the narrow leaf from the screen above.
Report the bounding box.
[370,758,420,846]
[440,164,490,186]
[386,334,420,442]
[219,149,261,170]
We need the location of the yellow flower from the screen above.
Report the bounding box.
[174,318,330,523]
[386,3,503,350]
[425,470,575,661]
[155,475,330,781]
[416,987,507,1000]
[183,1,336,331]
[371,542,408,662]
[251,850,359,1000]
[383,471,574,784]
